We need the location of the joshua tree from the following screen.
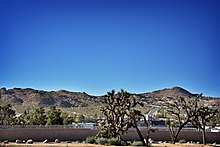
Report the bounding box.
[97,90,133,139]
[166,94,218,144]
[190,94,218,145]
[128,109,154,146]
[97,89,150,146]
[166,96,198,144]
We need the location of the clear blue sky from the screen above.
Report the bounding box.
[1,0,220,97]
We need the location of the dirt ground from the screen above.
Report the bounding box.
[1,142,219,147]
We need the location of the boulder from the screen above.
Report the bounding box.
[55,139,61,143]
[212,142,216,146]
[26,139,33,144]
[121,141,128,146]
[148,138,155,143]
[3,140,9,144]
[43,139,48,143]
[16,139,23,143]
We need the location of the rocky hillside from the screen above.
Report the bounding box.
[0,87,103,108]
[0,87,219,108]
[137,86,197,106]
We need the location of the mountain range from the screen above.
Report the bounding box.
[0,86,219,109]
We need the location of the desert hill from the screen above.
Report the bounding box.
[0,87,219,109]
[0,87,103,108]
[142,86,194,98]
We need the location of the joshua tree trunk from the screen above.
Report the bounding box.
[168,125,184,144]
[202,129,206,145]
[134,125,147,146]
[133,119,147,146]
[141,114,151,146]
[173,124,186,144]
[168,124,175,143]
[173,131,180,144]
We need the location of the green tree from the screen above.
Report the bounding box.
[14,109,31,125]
[46,106,63,125]
[61,112,75,125]
[75,114,85,123]
[29,107,46,125]
[0,104,16,125]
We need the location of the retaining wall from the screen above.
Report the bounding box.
[0,128,219,143]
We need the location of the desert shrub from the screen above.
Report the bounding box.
[179,139,186,144]
[108,137,121,145]
[85,136,95,144]
[96,137,108,145]
[131,141,144,146]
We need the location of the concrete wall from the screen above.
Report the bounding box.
[0,128,98,141]
[0,128,219,143]
[123,129,220,143]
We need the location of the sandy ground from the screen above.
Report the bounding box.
[1,142,219,147]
